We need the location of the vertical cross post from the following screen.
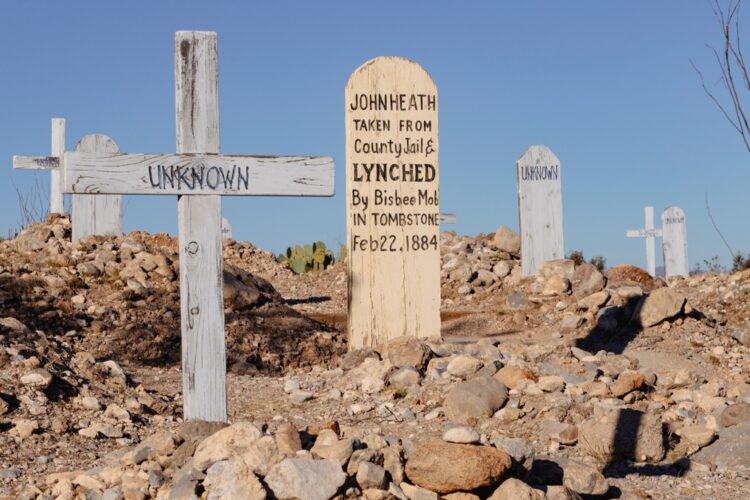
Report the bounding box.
[625,206,663,276]
[50,118,65,214]
[175,31,226,421]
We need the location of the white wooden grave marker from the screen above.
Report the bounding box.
[221,217,232,239]
[516,145,564,276]
[14,122,125,241]
[439,213,456,224]
[71,134,123,241]
[61,32,334,421]
[661,206,688,277]
[12,118,66,214]
[625,206,662,276]
[346,56,440,349]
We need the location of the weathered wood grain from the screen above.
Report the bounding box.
[50,119,65,214]
[71,134,122,241]
[517,145,564,276]
[176,31,227,422]
[62,152,334,196]
[661,206,688,277]
[346,56,441,349]
[12,155,60,170]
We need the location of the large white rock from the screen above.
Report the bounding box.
[265,458,347,500]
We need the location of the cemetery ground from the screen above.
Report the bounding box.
[0,216,749,499]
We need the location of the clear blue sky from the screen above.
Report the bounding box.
[2,1,748,270]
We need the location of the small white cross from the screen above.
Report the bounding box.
[625,206,662,276]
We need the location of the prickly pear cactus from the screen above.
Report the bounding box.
[280,241,336,274]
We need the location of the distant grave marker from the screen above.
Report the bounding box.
[661,206,688,277]
[439,213,456,224]
[626,206,662,276]
[12,118,65,214]
[60,32,334,421]
[13,121,124,240]
[221,217,233,240]
[345,56,441,349]
[71,134,123,241]
[516,145,564,276]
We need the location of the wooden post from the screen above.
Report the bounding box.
[345,56,441,349]
[175,31,226,422]
[71,134,122,241]
[58,31,334,423]
[661,206,688,277]
[50,119,65,214]
[517,145,564,276]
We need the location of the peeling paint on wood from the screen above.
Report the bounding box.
[62,152,334,196]
[517,145,564,276]
[175,31,227,422]
[345,56,441,349]
[71,134,123,241]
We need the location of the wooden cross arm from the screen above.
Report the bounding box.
[62,152,335,196]
[13,155,60,170]
[625,229,663,237]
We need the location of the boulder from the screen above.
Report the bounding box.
[489,478,545,499]
[635,288,686,327]
[578,409,665,463]
[204,459,267,499]
[265,458,346,500]
[539,260,575,280]
[385,337,432,370]
[719,402,750,428]
[493,226,521,255]
[444,376,508,424]
[692,421,750,471]
[561,460,609,495]
[193,422,263,471]
[571,263,606,299]
[405,440,512,494]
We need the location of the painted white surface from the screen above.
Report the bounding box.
[62,152,334,196]
[662,206,688,277]
[626,206,662,276]
[517,145,564,276]
[71,134,122,241]
[346,56,441,349]
[175,31,227,422]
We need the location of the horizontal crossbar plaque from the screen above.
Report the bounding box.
[62,152,335,196]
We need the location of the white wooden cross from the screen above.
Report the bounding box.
[61,32,334,421]
[439,213,457,225]
[13,118,66,214]
[625,206,662,276]
[14,121,125,240]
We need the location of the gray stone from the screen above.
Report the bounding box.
[506,291,529,310]
[265,458,347,500]
[446,355,483,379]
[444,376,508,424]
[492,261,511,279]
[204,459,267,499]
[719,402,750,428]
[693,421,750,470]
[356,462,388,490]
[489,478,545,499]
[442,425,480,444]
[388,367,422,390]
[571,263,606,298]
[491,436,534,471]
[635,288,686,327]
[386,337,432,370]
[562,460,609,495]
[539,259,575,280]
[578,409,665,463]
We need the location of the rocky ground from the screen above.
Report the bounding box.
[0,216,749,499]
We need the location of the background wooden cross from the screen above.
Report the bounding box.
[61,31,334,422]
[13,118,65,215]
[626,206,663,276]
